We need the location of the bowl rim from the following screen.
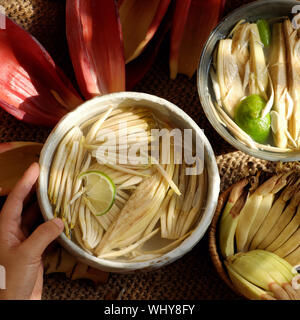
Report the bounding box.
[197,0,300,162]
[37,91,220,272]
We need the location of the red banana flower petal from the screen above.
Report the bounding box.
[169,0,191,79]
[220,0,227,17]
[66,0,126,100]
[117,0,125,8]
[126,4,173,90]
[119,0,171,63]
[0,15,82,127]
[170,0,225,79]
[0,142,42,196]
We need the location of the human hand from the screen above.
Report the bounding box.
[0,162,64,300]
[262,282,300,300]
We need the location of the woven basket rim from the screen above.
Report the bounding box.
[208,183,244,299]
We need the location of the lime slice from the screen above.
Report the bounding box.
[79,171,116,216]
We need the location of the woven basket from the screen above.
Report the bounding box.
[208,165,300,300]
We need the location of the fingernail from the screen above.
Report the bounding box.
[52,218,64,230]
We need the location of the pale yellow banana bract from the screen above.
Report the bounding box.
[273,229,300,259]
[219,178,248,258]
[247,250,295,283]
[244,174,284,251]
[236,175,280,252]
[266,205,300,252]
[225,261,268,300]
[225,250,294,300]
[258,189,300,250]
[285,246,300,267]
[250,179,297,250]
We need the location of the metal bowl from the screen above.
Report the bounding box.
[37,92,220,273]
[198,0,300,162]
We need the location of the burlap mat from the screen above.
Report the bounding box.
[0,0,274,300]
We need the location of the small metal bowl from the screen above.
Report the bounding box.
[37,92,220,273]
[198,0,300,162]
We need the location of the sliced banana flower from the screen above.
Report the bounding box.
[217,39,245,118]
[85,107,114,144]
[216,105,258,150]
[242,60,250,92]
[95,204,120,231]
[94,174,161,255]
[134,231,192,260]
[284,19,300,146]
[210,68,222,106]
[118,176,144,189]
[98,229,159,259]
[268,23,288,148]
[261,73,274,118]
[232,22,250,80]
[270,111,296,148]
[286,90,294,120]
[249,24,268,100]
[270,111,280,134]
[55,140,80,216]
[285,128,298,149]
[74,223,93,255]
[48,107,206,262]
[49,126,82,204]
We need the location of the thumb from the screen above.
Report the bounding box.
[21,218,64,258]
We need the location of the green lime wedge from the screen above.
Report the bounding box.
[234,94,271,144]
[79,170,116,216]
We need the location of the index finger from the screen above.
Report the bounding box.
[282,283,300,300]
[0,162,40,225]
[269,283,290,300]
